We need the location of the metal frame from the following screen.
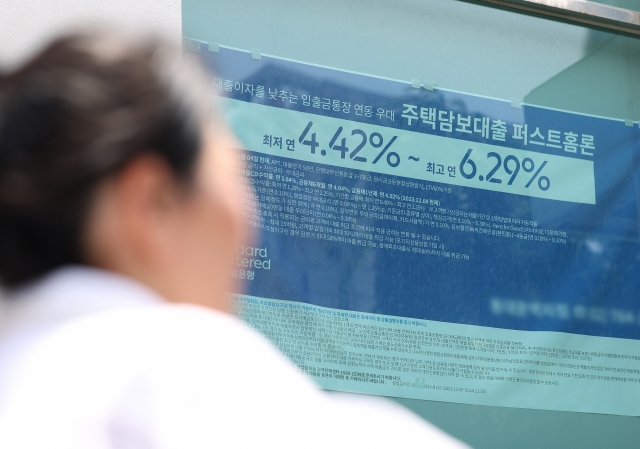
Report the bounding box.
[468,0,640,37]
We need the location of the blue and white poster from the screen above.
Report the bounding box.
[190,41,640,416]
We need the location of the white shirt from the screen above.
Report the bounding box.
[0,267,468,449]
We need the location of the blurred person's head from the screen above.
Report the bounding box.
[0,32,249,311]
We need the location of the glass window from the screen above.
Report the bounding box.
[184,0,640,447]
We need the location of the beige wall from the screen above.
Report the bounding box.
[0,0,181,69]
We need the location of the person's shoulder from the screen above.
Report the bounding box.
[99,303,302,365]
[66,303,319,391]
[1,304,469,449]
[59,303,307,370]
[4,302,314,395]
[2,302,323,418]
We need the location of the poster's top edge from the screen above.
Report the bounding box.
[185,38,634,126]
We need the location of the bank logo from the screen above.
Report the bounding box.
[232,245,271,281]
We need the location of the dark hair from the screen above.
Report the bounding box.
[0,32,213,288]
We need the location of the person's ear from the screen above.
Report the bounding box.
[114,153,182,267]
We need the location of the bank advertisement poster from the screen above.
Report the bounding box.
[189,41,640,416]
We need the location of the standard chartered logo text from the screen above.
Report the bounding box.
[235,245,271,270]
